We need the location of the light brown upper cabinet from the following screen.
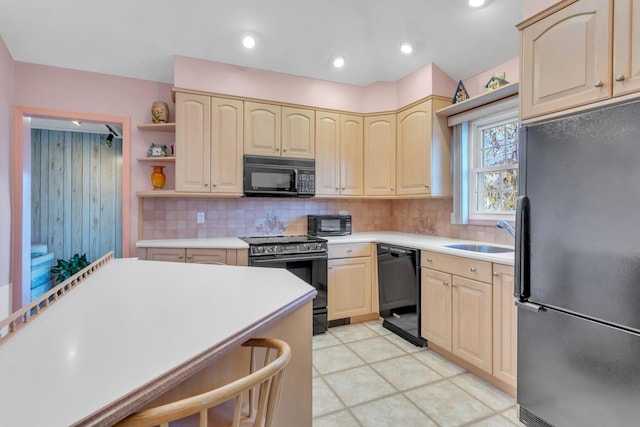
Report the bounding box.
[396,98,451,197]
[364,114,396,197]
[175,93,243,194]
[244,102,314,159]
[281,107,315,159]
[613,0,640,97]
[519,0,640,120]
[315,111,364,196]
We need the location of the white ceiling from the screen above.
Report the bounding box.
[0,0,523,86]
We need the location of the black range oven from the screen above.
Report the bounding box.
[239,235,328,335]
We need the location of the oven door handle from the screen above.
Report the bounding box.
[250,253,328,264]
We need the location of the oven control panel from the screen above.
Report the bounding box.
[249,241,327,256]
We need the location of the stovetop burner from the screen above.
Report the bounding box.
[240,235,328,256]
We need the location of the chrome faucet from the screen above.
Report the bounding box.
[496,220,516,238]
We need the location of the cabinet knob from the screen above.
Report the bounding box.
[424,185,430,188]
[178,255,184,259]
[282,148,287,152]
[347,249,353,253]
[426,258,433,263]
[187,255,192,260]
[442,281,448,286]
[275,148,280,152]
[342,187,346,190]
[390,187,394,191]
[335,187,339,191]
[452,283,457,288]
[594,80,604,88]
[329,266,333,270]
[204,183,208,187]
[493,272,500,277]
[615,74,626,82]
[470,267,477,272]
[212,183,217,188]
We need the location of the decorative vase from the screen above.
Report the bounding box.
[151,101,169,123]
[150,165,166,190]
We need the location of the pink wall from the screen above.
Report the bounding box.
[174,56,368,112]
[0,37,15,289]
[14,63,175,255]
[461,57,520,98]
[174,56,457,113]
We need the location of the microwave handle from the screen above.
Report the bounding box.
[293,168,299,191]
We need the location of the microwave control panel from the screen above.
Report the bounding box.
[298,172,315,194]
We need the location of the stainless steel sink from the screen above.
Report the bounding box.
[444,244,514,253]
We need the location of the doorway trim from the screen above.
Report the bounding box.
[11,106,131,310]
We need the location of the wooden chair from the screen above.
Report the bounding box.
[115,338,291,427]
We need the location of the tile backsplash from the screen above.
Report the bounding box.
[140,197,514,245]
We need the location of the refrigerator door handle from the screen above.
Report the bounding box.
[514,195,530,299]
[515,300,543,312]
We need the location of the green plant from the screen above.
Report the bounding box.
[51,253,91,284]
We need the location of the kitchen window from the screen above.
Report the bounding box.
[468,111,519,221]
[449,96,519,225]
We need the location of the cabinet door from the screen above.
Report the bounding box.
[328,257,372,320]
[244,102,281,156]
[493,264,517,387]
[364,114,396,196]
[315,111,341,196]
[175,93,211,192]
[520,0,611,119]
[186,248,228,265]
[340,114,364,196]
[452,275,492,373]
[421,268,452,352]
[281,107,315,159]
[613,0,640,97]
[146,247,185,262]
[211,97,244,194]
[396,101,431,195]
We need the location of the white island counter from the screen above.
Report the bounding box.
[0,258,316,427]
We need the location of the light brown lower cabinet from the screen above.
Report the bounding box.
[492,263,517,388]
[421,267,492,373]
[327,243,373,321]
[144,247,248,266]
[420,250,516,395]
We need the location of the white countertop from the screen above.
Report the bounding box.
[325,232,515,265]
[136,237,248,249]
[0,258,315,426]
[137,232,514,265]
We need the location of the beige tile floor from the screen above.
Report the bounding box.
[312,321,525,427]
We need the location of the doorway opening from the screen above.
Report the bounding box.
[29,118,124,300]
[11,107,131,309]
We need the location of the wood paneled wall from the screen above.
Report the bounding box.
[31,130,123,262]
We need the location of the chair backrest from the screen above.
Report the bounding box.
[115,338,291,427]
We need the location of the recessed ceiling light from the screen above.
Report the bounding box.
[242,35,256,49]
[400,42,414,54]
[468,0,487,7]
[332,55,345,68]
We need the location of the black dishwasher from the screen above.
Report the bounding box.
[377,244,426,347]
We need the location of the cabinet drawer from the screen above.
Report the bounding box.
[328,243,371,259]
[421,250,492,283]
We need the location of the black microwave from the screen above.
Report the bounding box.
[243,155,315,197]
[308,215,352,236]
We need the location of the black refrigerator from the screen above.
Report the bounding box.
[516,99,640,427]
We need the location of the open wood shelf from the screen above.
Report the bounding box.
[137,157,175,163]
[137,123,176,132]
[435,83,519,118]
